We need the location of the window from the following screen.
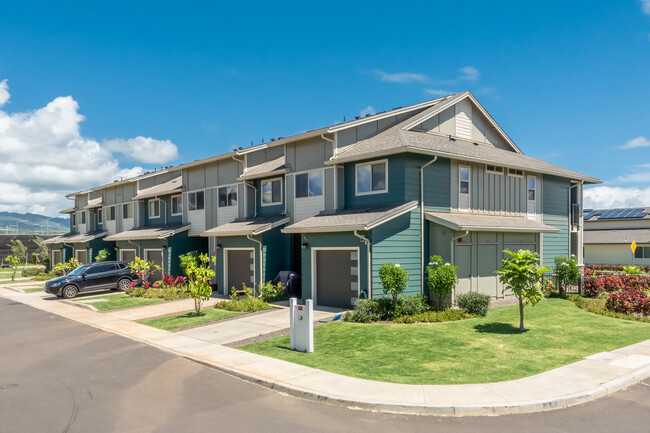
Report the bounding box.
[635,246,650,259]
[528,176,536,201]
[148,199,161,218]
[188,191,205,211]
[295,170,323,198]
[97,209,103,224]
[122,203,133,219]
[171,195,182,215]
[71,213,76,226]
[459,166,470,194]
[356,160,387,195]
[218,185,238,207]
[458,165,470,211]
[508,168,524,177]
[261,178,282,205]
[80,211,86,225]
[106,206,116,221]
[486,165,504,175]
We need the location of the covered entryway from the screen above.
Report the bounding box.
[144,249,163,282]
[120,249,136,265]
[313,249,359,309]
[51,250,62,265]
[75,249,88,264]
[226,249,255,293]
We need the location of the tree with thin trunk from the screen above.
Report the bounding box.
[496,249,550,332]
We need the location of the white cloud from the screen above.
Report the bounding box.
[642,0,650,14]
[0,79,177,216]
[618,136,650,149]
[424,88,455,96]
[584,186,650,209]
[104,136,178,164]
[372,70,429,83]
[459,66,480,81]
[0,79,9,106]
[359,106,375,116]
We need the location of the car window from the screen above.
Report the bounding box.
[84,266,102,275]
[69,265,91,276]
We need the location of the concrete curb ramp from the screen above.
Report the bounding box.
[3,287,650,417]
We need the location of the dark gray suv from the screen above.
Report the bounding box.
[45,261,137,299]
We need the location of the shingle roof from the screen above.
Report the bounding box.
[59,207,76,214]
[282,201,418,233]
[43,231,107,245]
[425,212,560,233]
[85,197,104,209]
[133,177,183,200]
[584,229,650,244]
[201,215,289,236]
[104,224,190,241]
[238,155,287,181]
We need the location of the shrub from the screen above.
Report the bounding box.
[94,248,110,262]
[21,267,43,277]
[378,263,409,307]
[179,251,201,275]
[606,290,650,315]
[621,265,643,275]
[343,295,428,322]
[569,294,650,323]
[554,255,581,293]
[5,255,20,281]
[215,285,272,312]
[343,299,386,323]
[259,281,287,302]
[456,292,491,316]
[426,255,458,309]
[393,294,430,317]
[394,309,475,324]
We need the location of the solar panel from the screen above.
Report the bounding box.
[598,208,647,220]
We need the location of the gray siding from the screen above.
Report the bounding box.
[335,109,426,151]
[285,136,333,172]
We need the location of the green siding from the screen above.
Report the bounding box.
[254,176,285,217]
[344,156,406,207]
[144,196,183,226]
[542,175,570,268]
[88,238,116,262]
[421,156,451,211]
[371,209,422,298]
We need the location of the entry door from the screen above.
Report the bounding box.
[315,250,358,309]
[478,244,499,298]
[120,250,136,265]
[75,250,88,264]
[52,250,62,265]
[145,250,163,282]
[454,244,472,295]
[227,249,255,292]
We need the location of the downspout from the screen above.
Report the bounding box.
[354,230,372,299]
[245,182,257,217]
[155,196,167,225]
[127,240,141,258]
[420,157,438,295]
[63,242,75,263]
[247,234,263,296]
[451,230,469,305]
[321,133,335,156]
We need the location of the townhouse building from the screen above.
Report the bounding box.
[48,91,600,308]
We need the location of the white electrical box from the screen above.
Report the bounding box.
[289,298,313,353]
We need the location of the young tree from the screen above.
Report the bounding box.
[184,253,216,315]
[426,255,458,309]
[5,255,20,281]
[128,257,161,285]
[94,248,109,262]
[554,255,581,294]
[9,240,28,264]
[32,236,49,263]
[496,249,550,332]
[378,262,410,308]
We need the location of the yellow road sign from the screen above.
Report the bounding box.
[631,240,637,252]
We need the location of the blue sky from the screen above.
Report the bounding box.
[1,0,649,215]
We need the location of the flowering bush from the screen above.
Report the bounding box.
[378,262,410,307]
[426,255,458,309]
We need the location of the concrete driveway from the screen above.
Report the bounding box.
[177,304,343,346]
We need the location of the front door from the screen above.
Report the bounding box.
[454,244,472,296]
[145,250,163,282]
[226,249,255,293]
[315,249,358,309]
[75,249,88,264]
[120,249,136,265]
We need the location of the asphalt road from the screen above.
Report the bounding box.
[2,297,650,433]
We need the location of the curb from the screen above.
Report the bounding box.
[60,300,98,312]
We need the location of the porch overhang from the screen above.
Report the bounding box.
[201,216,290,237]
[104,224,190,241]
[425,212,560,233]
[133,177,184,200]
[43,231,108,245]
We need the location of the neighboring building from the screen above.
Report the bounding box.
[48,91,600,307]
[583,207,650,266]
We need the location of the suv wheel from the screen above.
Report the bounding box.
[62,285,79,299]
[117,278,131,292]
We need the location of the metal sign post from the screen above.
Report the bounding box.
[631,240,637,265]
[289,298,313,353]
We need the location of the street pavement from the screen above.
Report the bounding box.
[2,297,650,433]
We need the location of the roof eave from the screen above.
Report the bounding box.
[425,214,560,233]
[237,168,288,181]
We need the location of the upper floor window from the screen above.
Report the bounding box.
[295,170,323,198]
[218,185,238,207]
[188,191,205,211]
[104,206,116,221]
[122,203,133,219]
[459,165,470,211]
[485,165,503,175]
[79,211,86,225]
[508,168,524,177]
[97,209,103,225]
[261,178,282,205]
[148,199,161,218]
[356,160,387,195]
[71,213,76,226]
[528,176,536,201]
[527,175,537,220]
[171,195,182,215]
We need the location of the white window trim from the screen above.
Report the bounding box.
[218,183,239,208]
[186,189,206,212]
[171,195,183,216]
[459,164,471,213]
[294,168,325,199]
[148,199,161,219]
[97,209,103,225]
[310,247,361,306]
[104,205,116,222]
[485,164,504,175]
[119,249,137,262]
[527,175,537,220]
[223,247,256,295]
[121,202,135,220]
[355,159,388,196]
[260,177,283,207]
[508,168,524,178]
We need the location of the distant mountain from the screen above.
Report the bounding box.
[0,212,69,234]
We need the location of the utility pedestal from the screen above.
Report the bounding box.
[289,298,313,353]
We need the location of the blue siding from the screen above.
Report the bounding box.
[344,156,406,207]
[144,196,183,226]
[371,209,421,298]
[542,175,570,268]
[88,238,116,262]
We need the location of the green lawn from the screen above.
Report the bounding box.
[140,308,243,331]
[74,294,163,312]
[241,299,650,385]
[23,287,46,293]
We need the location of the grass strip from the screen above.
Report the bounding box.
[74,294,163,312]
[140,308,243,331]
[241,299,650,385]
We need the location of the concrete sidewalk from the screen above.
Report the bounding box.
[3,287,650,416]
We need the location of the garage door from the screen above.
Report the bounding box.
[75,249,88,264]
[145,250,163,282]
[315,249,358,309]
[52,250,62,265]
[120,250,136,265]
[227,249,255,292]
